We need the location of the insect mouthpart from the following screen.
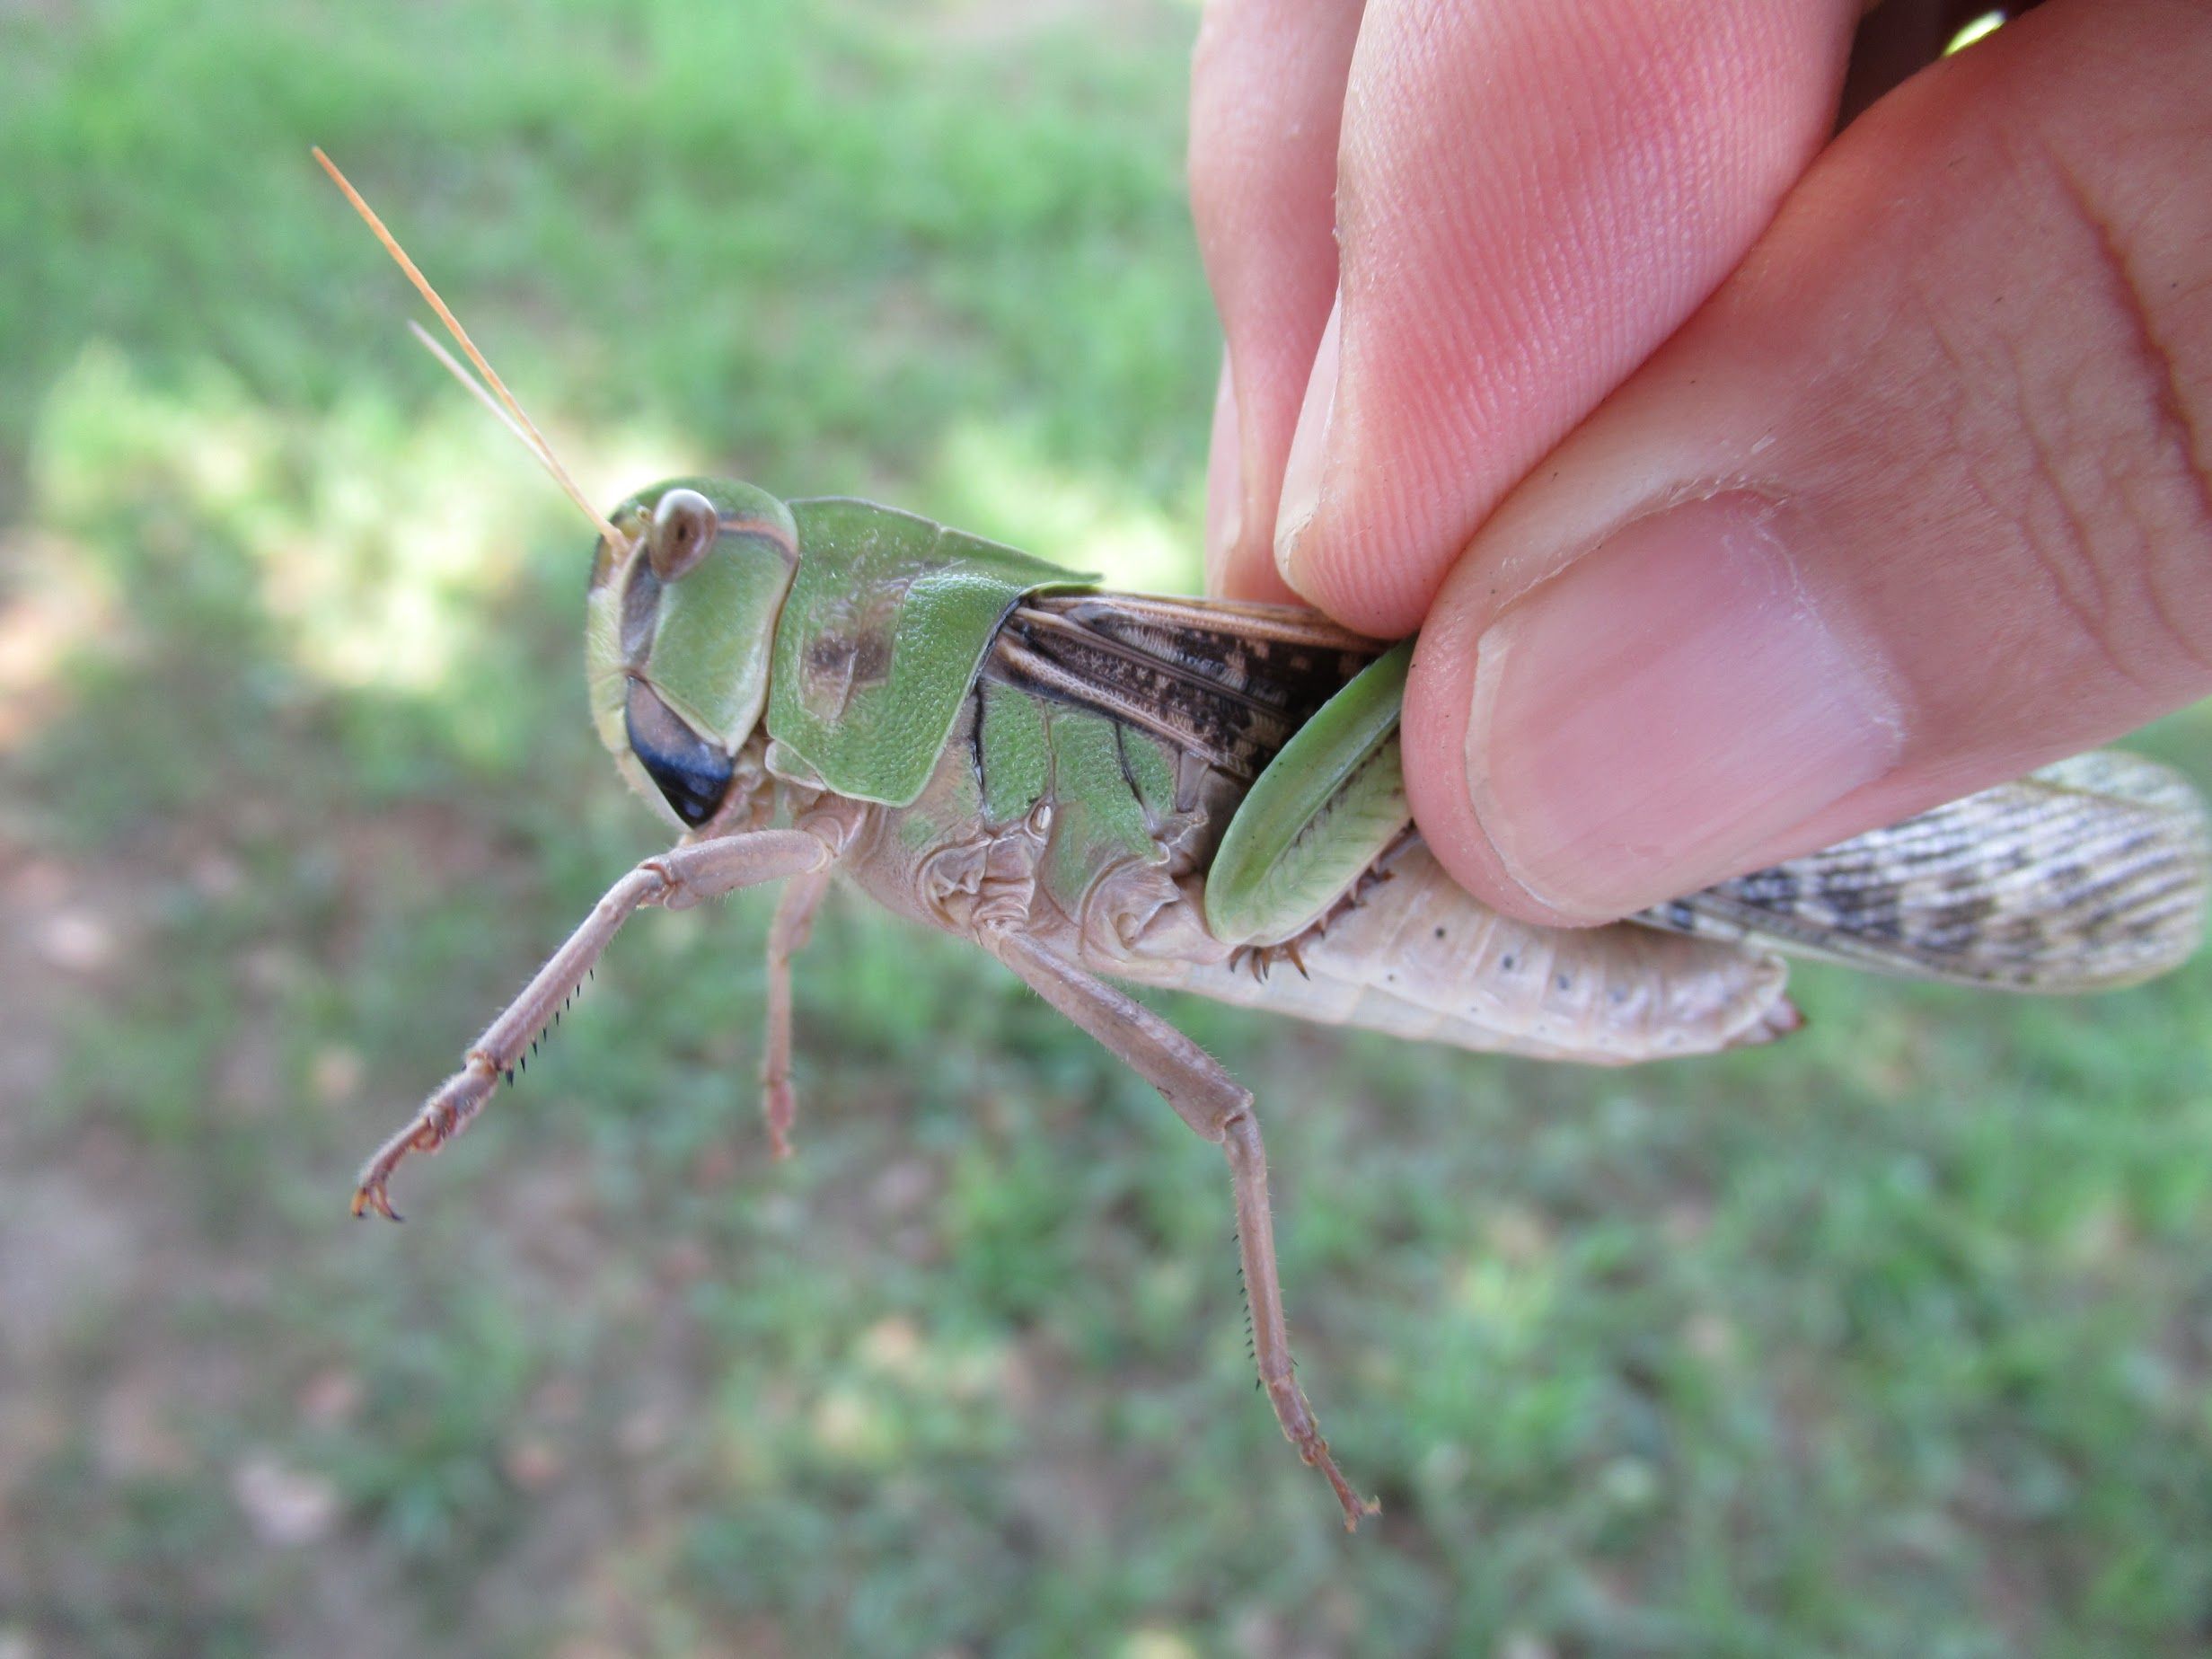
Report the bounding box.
[623,676,734,826]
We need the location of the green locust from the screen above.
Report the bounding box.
[322,154,2209,1530]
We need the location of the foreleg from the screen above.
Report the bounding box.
[354,828,832,1219]
[984,928,1378,1530]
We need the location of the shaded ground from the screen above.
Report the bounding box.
[4,3,2212,1655]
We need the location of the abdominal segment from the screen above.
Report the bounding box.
[1152,838,1799,1065]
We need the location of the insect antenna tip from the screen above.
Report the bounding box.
[313,146,630,554]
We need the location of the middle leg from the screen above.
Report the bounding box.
[760,861,833,1158]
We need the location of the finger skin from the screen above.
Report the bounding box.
[1189,0,1364,601]
[1401,0,2212,924]
[1275,0,1861,634]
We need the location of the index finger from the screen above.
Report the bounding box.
[1274,0,1864,637]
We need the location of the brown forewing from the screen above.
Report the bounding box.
[983,593,1384,781]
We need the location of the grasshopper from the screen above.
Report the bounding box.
[319,153,2209,1529]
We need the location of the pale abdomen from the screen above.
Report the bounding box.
[1142,838,1799,1065]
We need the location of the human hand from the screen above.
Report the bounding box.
[1191,0,2212,925]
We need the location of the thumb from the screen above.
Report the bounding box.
[1398,0,2212,924]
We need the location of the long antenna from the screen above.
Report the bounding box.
[407,321,533,450]
[312,146,628,551]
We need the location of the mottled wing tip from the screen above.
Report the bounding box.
[1644,751,2212,994]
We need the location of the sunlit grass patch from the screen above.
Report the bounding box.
[923,419,1201,591]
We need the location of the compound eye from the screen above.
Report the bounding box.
[624,677,733,826]
[648,488,719,581]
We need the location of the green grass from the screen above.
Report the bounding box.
[4,3,2212,1655]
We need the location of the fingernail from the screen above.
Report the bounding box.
[1203,351,1242,593]
[1466,494,1903,920]
[1273,296,1341,594]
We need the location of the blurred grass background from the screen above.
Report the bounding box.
[3,1,2210,1655]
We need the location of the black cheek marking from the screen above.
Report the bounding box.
[625,678,734,827]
